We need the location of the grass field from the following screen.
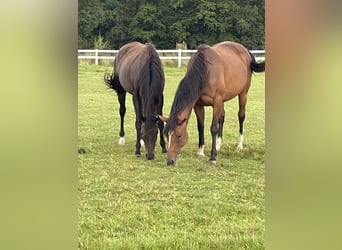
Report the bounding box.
[78,64,265,249]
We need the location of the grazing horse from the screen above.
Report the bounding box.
[105,42,167,160]
[161,41,265,165]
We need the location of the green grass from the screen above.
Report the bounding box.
[78,64,265,249]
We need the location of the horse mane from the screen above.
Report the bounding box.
[164,45,209,135]
[140,44,165,121]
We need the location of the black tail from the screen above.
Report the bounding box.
[249,51,265,73]
[104,69,125,95]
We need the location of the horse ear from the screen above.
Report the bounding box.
[158,115,168,122]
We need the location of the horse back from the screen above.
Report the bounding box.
[202,42,253,101]
[115,42,148,93]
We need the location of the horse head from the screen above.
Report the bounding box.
[160,115,189,166]
[141,115,160,160]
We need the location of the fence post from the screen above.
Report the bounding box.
[95,49,98,65]
[178,49,181,68]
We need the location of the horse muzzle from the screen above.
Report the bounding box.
[166,152,178,166]
[146,153,155,160]
[166,159,176,166]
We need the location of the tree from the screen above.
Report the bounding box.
[78,0,265,49]
[129,4,166,43]
[78,0,105,48]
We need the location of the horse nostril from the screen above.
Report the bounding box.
[167,160,175,166]
[146,154,155,160]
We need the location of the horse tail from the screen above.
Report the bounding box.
[249,51,265,73]
[104,59,125,95]
[140,44,165,113]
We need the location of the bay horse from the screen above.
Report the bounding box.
[161,41,265,166]
[104,42,167,160]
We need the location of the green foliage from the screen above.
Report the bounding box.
[78,0,265,49]
[129,4,167,42]
[78,0,105,48]
[78,65,265,248]
[93,33,110,49]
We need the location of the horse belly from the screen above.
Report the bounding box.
[204,74,246,103]
[223,71,249,98]
[118,67,136,94]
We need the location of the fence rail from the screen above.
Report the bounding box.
[78,49,265,67]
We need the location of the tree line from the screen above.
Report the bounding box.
[79,0,264,50]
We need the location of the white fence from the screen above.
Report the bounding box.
[78,49,265,67]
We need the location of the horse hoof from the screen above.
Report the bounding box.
[237,144,243,150]
[196,153,205,157]
[162,148,167,153]
[135,153,141,157]
[208,160,217,164]
[119,137,125,145]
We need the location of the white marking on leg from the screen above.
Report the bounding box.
[119,137,125,145]
[208,160,217,164]
[140,139,145,148]
[168,131,173,150]
[237,133,244,149]
[216,137,222,151]
[196,145,205,157]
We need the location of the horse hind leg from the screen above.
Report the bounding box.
[216,109,225,151]
[118,91,126,145]
[133,94,143,157]
[194,104,205,157]
[237,117,245,149]
[237,93,247,149]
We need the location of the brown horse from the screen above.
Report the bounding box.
[162,41,265,165]
[105,42,167,160]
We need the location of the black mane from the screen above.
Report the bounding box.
[164,45,209,135]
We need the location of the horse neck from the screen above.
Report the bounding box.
[178,107,193,124]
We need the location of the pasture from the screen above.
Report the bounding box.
[78,64,265,249]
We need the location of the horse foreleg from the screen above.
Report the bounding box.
[194,104,205,157]
[158,95,167,153]
[158,119,167,153]
[209,102,224,164]
[133,94,142,157]
[209,120,219,164]
[118,92,126,145]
